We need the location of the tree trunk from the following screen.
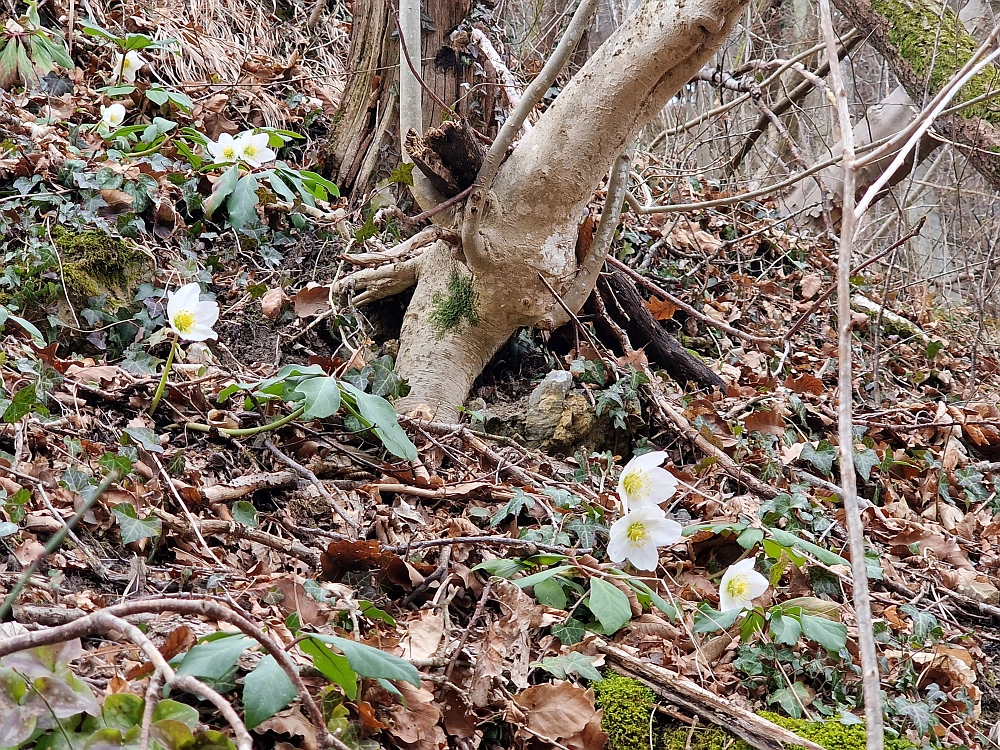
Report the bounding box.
[388,0,750,419]
[781,0,991,225]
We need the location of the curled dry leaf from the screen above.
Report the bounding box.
[261,287,289,319]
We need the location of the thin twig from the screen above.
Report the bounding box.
[264,440,360,532]
[818,1,883,748]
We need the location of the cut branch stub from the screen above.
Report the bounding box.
[405,120,486,197]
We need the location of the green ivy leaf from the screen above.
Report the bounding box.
[769,682,810,719]
[853,446,880,482]
[533,652,602,682]
[692,604,742,633]
[891,696,936,736]
[242,655,297,730]
[122,425,164,453]
[587,577,632,634]
[3,384,36,423]
[800,441,837,476]
[551,619,586,645]
[111,504,161,543]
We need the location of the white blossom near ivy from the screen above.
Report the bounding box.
[113,50,148,83]
[100,103,126,130]
[616,450,678,513]
[207,133,242,164]
[607,505,682,571]
[167,283,219,342]
[236,131,276,167]
[718,557,769,611]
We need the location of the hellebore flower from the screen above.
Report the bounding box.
[207,132,242,164]
[100,103,126,130]
[616,450,678,513]
[718,557,769,611]
[167,282,219,342]
[236,130,276,167]
[113,50,148,83]
[607,505,682,571]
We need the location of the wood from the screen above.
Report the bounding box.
[405,120,485,196]
[596,638,827,750]
[601,271,726,392]
[829,0,1000,193]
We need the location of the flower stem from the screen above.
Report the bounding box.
[168,406,306,437]
[149,337,178,416]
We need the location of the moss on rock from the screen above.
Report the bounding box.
[593,675,657,750]
[52,227,151,309]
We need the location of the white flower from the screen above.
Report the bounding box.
[616,451,678,513]
[112,50,148,83]
[606,505,682,572]
[236,131,276,167]
[718,557,769,612]
[167,283,219,342]
[207,133,242,164]
[100,103,126,130]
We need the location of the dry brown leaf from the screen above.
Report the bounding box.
[646,296,679,321]
[800,273,823,300]
[784,373,825,395]
[292,283,332,317]
[387,683,446,750]
[400,610,444,661]
[512,681,597,740]
[254,707,318,750]
[743,408,786,437]
[261,288,289,320]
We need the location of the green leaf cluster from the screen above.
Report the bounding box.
[0,1,73,90]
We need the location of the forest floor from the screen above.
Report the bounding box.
[1,4,1000,750]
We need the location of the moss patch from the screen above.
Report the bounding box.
[53,228,151,308]
[594,677,915,750]
[660,712,916,750]
[872,0,1000,122]
[429,268,479,337]
[593,675,657,750]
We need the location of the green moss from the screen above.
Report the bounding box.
[660,712,915,750]
[429,268,479,337]
[593,675,656,750]
[51,228,150,307]
[871,0,1000,122]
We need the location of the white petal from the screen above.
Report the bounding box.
[626,451,670,472]
[746,570,770,599]
[627,544,659,572]
[167,283,200,317]
[648,517,683,547]
[182,323,217,342]
[606,534,628,564]
[194,299,220,328]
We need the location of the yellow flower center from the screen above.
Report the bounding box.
[222,146,237,159]
[173,310,195,334]
[726,576,751,600]
[123,59,134,70]
[626,521,648,544]
[622,469,650,498]
[243,143,258,158]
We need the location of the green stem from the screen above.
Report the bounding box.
[149,337,178,416]
[169,405,306,437]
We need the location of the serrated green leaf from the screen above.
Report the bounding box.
[692,604,742,633]
[588,577,632,634]
[473,558,531,578]
[242,655,297,730]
